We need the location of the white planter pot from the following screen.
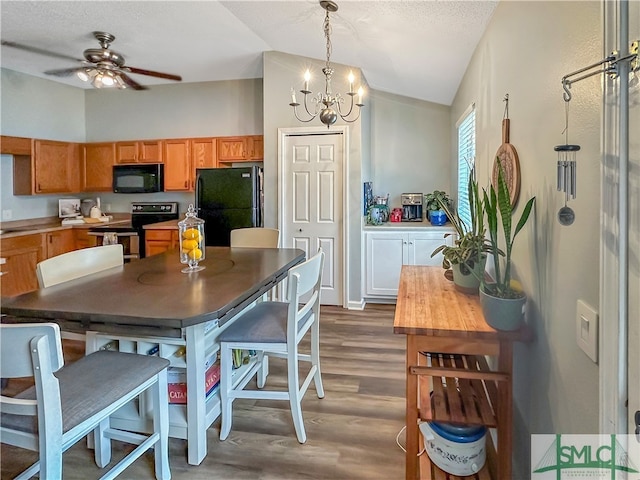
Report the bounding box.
[419,421,486,476]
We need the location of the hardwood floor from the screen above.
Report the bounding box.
[1,304,408,480]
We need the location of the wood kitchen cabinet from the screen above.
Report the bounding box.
[364,228,454,298]
[0,135,32,155]
[13,139,80,195]
[163,139,191,191]
[217,135,263,163]
[74,228,96,250]
[164,137,217,191]
[44,229,75,258]
[145,229,179,257]
[0,233,44,297]
[115,140,163,164]
[82,143,115,192]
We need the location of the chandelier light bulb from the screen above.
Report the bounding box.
[357,86,364,105]
[348,71,354,93]
[303,70,311,92]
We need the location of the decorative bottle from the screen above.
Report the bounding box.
[178,204,205,273]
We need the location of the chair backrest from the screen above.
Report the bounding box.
[0,322,63,450]
[36,244,124,288]
[230,228,280,248]
[286,249,325,342]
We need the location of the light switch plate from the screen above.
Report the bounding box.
[576,299,598,363]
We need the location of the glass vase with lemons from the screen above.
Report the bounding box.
[178,204,206,273]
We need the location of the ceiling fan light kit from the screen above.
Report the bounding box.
[289,0,364,128]
[3,30,182,91]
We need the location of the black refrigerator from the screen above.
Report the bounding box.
[195,166,263,246]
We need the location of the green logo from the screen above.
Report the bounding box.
[532,434,639,479]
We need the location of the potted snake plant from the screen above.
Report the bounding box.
[431,169,493,293]
[480,161,536,331]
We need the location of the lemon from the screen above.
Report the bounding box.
[188,248,203,260]
[182,228,201,240]
[181,239,199,251]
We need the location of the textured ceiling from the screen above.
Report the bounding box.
[0,1,498,105]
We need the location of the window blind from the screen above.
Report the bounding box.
[457,106,476,231]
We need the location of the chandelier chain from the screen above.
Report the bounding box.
[324,10,332,71]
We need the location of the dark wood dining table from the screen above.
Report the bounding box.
[1,246,305,465]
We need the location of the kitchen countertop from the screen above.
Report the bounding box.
[0,214,131,239]
[363,220,454,231]
[143,219,179,230]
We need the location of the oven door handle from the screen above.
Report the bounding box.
[87,231,139,237]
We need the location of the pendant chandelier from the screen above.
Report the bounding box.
[289,0,364,128]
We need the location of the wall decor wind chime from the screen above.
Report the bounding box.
[556,40,639,226]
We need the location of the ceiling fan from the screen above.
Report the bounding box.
[1,31,182,90]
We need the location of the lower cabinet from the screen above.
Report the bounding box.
[0,234,44,297]
[74,229,97,250]
[145,229,179,257]
[44,229,75,258]
[364,229,454,298]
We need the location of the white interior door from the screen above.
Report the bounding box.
[281,131,344,305]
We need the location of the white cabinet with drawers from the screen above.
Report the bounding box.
[364,226,455,298]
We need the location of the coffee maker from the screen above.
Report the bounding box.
[401,193,423,222]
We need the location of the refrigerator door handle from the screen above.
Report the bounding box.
[195,173,203,213]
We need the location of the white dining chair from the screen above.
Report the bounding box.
[36,244,123,341]
[36,244,124,288]
[218,249,325,443]
[0,322,171,480]
[231,227,281,300]
[230,227,280,248]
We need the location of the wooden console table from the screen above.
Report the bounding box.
[393,266,530,480]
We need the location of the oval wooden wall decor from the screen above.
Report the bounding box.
[492,113,521,208]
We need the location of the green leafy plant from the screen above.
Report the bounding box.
[431,170,492,273]
[424,190,451,215]
[482,160,536,298]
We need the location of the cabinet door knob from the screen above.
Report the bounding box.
[298,228,303,232]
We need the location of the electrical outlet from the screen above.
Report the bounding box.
[2,209,12,220]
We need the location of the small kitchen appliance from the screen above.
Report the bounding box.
[88,202,179,261]
[113,164,164,194]
[419,421,487,476]
[401,193,423,222]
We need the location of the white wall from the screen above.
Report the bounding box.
[451,1,601,476]
[1,69,86,220]
[369,89,451,206]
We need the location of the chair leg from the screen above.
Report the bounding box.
[219,343,233,441]
[257,351,268,388]
[287,346,306,444]
[311,315,325,399]
[151,370,171,480]
[94,417,111,468]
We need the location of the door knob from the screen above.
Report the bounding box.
[299,228,303,232]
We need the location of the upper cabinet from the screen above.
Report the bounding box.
[82,143,115,192]
[12,139,80,195]
[217,135,263,163]
[115,140,163,164]
[164,137,218,192]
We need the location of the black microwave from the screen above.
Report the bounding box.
[113,164,164,193]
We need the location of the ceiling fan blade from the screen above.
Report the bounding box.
[118,72,148,90]
[125,66,182,81]
[1,40,83,63]
[43,67,82,77]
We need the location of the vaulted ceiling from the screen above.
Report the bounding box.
[0,1,498,105]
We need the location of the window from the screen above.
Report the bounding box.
[456,105,476,231]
